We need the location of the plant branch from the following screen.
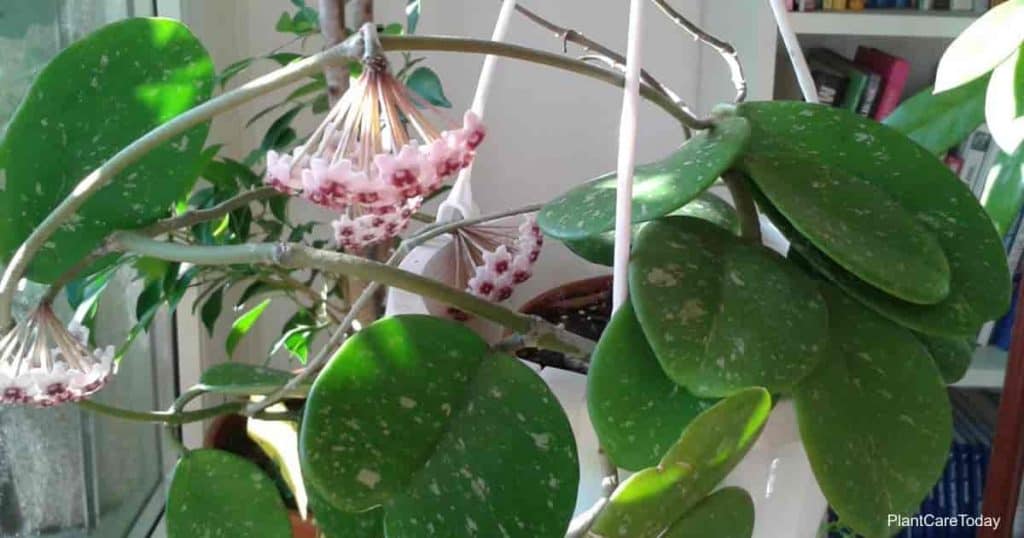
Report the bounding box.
[143,187,282,236]
[377,35,707,130]
[494,334,590,375]
[78,397,244,425]
[649,0,747,103]
[512,1,697,116]
[108,232,595,358]
[723,172,762,242]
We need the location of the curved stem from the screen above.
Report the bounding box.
[77,397,243,425]
[0,33,701,328]
[723,172,762,242]
[649,0,747,103]
[378,35,707,130]
[108,232,595,357]
[144,187,281,236]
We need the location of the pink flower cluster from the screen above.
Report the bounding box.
[1,310,115,407]
[263,63,486,252]
[467,217,543,302]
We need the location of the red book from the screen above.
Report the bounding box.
[854,47,910,121]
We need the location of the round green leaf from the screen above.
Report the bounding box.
[935,0,1024,92]
[0,18,214,282]
[198,363,307,396]
[591,388,771,538]
[742,153,950,304]
[299,315,578,538]
[883,77,988,156]
[538,116,750,240]
[629,216,828,397]
[740,101,1011,336]
[587,300,718,470]
[917,333,974,384]
[986,46,1024,153]
[663,487,755,538]
[166,449,292,538]
[564,191,739,266]
[309,490,383,538]
[794,286,952,538]
[982,144,1024,237]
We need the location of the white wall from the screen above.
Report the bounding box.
[180,0,722,367]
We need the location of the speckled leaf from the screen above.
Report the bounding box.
[794,287,952,538]
[935,0,1024,92]
[308,490,383,538]
[883,77,988,155]
[587,300,718,470]
[166,449,292,538]
[299,315,578,538]
[629,216,828,398]
[740,101,1011,336]
[917,333,974,384]
[987,46,1024,153]
[0,18,213,282]
[198,363,306,396]
[538,116,749,240]
[742,153,950,304]
[564,192,738,266]
[982,144,1024,236]
[663,487,755,538]
[590,388,771,538]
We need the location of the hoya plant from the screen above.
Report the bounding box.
[0,1,1022,537]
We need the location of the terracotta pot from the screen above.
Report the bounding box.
[518,275,612,317]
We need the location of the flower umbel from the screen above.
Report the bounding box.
[264,41,486,251]
[446,214,543,320]
[0,305,115,407]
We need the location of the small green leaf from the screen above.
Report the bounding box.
[982,144,1024,236]
[405,67,451,108]
[300,316,578,537]
[564,192,738,266]
[588,300,718,470]
[630,217,828,397]
[883,76,988,155]
[226,298,272,357]
[262,106,304,152]
[740,101,1011,337]
[742,153,950,304]
[199,363,303,396]
[217,57,255,88]
[0,18,214,282]
[663,487,755,538]
[986,46,1024,153]
[382,23,404,36]
[539,116,750,241]
[406,0,421,34]
[794,286,952,538]
[591,388,771,538]
[917,333,974,384]
[935,0,1024,92]
[199,286,224,337]
[166,449,291,538]
[274,12,293,32]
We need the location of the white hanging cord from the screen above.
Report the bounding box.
[436,0,518,222]
[611,0,646,312]
[768,0,819,104]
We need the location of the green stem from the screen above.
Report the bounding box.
[143,186,282,236]
[378,35,703,129]
[723,172,762,242]
[77,398,244,425]
[109,231,594,357]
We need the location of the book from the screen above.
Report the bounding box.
[952,0,974,9]
[959,126,995,198]
[807,60,849,107]
[849,0,866,8]
[854,47,910,120]
[809,49,869,112]
[858,68,883,116]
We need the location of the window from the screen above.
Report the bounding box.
[0,2,179,536]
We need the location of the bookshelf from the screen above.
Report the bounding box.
[695,4,1003,389]
[788,10,977,38]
